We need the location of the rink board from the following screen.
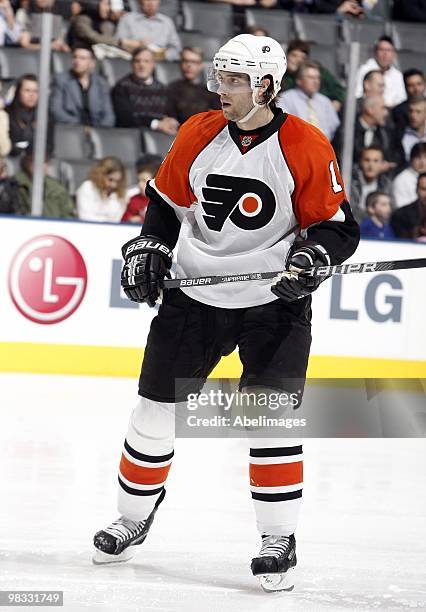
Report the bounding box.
[0,215,425,378]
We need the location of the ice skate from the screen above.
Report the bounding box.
[92,489,165,564]
[251,533,296,592]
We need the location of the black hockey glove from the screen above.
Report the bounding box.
[121,235,173,307]
[271,241,330,303]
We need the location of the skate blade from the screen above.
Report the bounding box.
[92,546,135,565]
[258,567,295,592]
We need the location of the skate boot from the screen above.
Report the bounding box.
[92,489,165,565]
[251,533,296,592]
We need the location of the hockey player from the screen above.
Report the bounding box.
[93,34,360,591]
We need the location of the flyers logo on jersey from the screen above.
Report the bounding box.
[201,174,276,232]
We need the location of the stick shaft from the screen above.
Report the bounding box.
[163,258,426,289]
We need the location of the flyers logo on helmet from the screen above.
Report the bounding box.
[201,174,276,232]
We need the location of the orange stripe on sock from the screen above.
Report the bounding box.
[250,461,303,487]
[119,454,171,485]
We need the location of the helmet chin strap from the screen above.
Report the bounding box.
[237,89,266,124]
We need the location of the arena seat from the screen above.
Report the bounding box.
[155,62,181,85]
[341,19,387,45]
[52,51,73,74]
[181,1,233,37]
[391,22,426,54]
[101,57,131,87]
[179,32,226,61]
[245,9,294,44]
[309,44,340,78]
[141,129,174,158]
[294,13,338,46]
[59,159,95,195]
[90,127,144,163]
[0,48,40,79]
[53,124,93,160]
[396,50,426,73]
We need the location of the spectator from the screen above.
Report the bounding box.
[360,191,395,240]
[7,74,54,156]
[121,154,161,223]
[400,98,426,162]
[50,45,115,127]
[392,0,426,22]
[391,172,426,238]
[0,156,19,213]
[245,25,268,37]
[116,0,181,60]
[0,0,22,45]
[355,36,406,108]
[76,156,127,222]
[68,0,124,49]
[15,150,75,218]
[274,0,364,15]
[392,143,426,208]
[362,70,385,98]
[0,91,11,156]
[350,146,393,221]
[112,47,178,135]
[353,96,398,166]
[277,61,340,141]
[281,39,345,111]
[166,47,221,125]
[393,69,425,134]
[18,0,69,52]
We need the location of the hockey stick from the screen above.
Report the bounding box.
[163,257,426,289]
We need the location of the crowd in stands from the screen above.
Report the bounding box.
[0,0,425,243]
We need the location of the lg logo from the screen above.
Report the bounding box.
[8,235,88,324]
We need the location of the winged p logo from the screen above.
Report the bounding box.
[201,174,276,232]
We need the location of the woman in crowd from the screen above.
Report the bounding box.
[7,73,54,156]
[76,156,127,222]
[68,0,123,49]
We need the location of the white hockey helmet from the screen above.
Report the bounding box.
[208,34,287,100]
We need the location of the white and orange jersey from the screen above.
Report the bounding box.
[148,109,348,308]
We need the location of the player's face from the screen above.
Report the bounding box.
[405,74,425,98]
[216,72,254,122]
[360,150,384,179]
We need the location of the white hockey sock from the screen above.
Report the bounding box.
[248,436,303,536]
[117,397,175,520]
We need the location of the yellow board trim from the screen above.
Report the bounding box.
[0,342,425,378]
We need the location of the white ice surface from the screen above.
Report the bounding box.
[1,374,425,612]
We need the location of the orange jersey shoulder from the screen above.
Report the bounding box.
[154,110,227,208]
[279,114,347,229]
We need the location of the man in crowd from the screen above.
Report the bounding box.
[350,145,393,221]
[50,45,115,127]
[353,95,399,166]
[281,39,345,112]
[112,47,178,136]
[166,47,221,125]
[15,150,75,218]
[392,143,426,208]
[116,0,181,60]
[391,172,426,238]
[355,36,406,109]
[400,98,426,162]
[393,69,425,133]
[277,61,340,141]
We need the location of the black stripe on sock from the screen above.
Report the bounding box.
[250,446,303,458]
[124,439,174,463]
[251,489,303,502]
[118,476,164,497]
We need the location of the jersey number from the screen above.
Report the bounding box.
[329,161,343,194]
